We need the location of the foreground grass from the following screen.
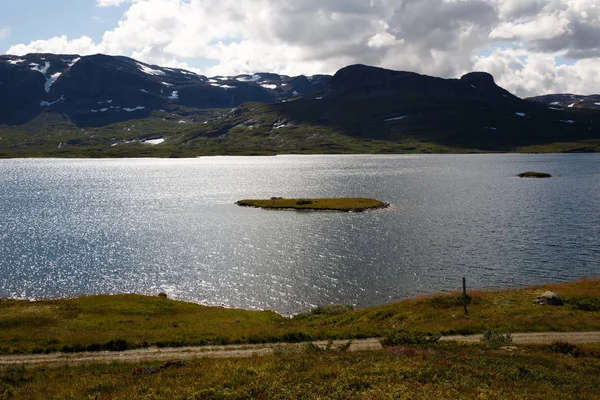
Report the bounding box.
[1,344,600,399]
[236,198,389,211]
[0,279,599,355]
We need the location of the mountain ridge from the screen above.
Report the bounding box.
[1,53,599,157]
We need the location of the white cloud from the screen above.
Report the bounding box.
[490,14,571,41]
[5,0,600,96]
[0,27,11,41]
[473,48,600,97]
[96,0,131,7]
[8,35,101,56]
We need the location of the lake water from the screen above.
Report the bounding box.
[1,155,599,314]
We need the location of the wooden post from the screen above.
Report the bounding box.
[462,277,468,316]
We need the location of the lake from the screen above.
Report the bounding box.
[1,154,599,314]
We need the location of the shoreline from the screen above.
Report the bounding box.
[2,276,597,315]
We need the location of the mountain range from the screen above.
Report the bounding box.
[0,53,598,157]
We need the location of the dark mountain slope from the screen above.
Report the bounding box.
[1,58,599,157]
[174,64,599,154]
[527,94,600,111]
[0,53,331,127]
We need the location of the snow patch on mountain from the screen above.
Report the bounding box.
[137,63,166,76]
[143,138,165,145]
[44,72,61,93]
[7,59,25,65]
[211,83,236,89]
[123,106,146,112]
[385,116,408,121]
[261,84,277,90]
[237,75,261,82]
[515,112,526,117]
[40,95,65,107]
[169,91,179,100]
[30,61,51,75]
[29,62,61,93]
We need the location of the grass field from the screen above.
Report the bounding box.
[1,343,600,399]
[0,279,599,355]
[1,279,599,398]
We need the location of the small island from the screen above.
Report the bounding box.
[517,171,553,178]
[236,197,389,212]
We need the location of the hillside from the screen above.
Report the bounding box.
[1,55,599,157]
[527,94,600,111]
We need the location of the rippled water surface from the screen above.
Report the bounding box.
[1,155,599,314]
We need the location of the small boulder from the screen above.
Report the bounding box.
[534,291,563,306]
[158,292,168,299]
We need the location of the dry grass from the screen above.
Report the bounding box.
[0,279,599,355]
[1,344,600,399]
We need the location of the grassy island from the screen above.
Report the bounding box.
[517,171,553,178]
[236,197,389,212]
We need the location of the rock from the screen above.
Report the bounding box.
[517,171,552,178]
[535,291,563,306]
[158,292,168,299]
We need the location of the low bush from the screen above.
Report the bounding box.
[294,304,353,320]
[380,330,440,347]
[295,199,314,205]
[422,293,473,309]
[564,296,600,312]
[61,339,130,353]
[547,341,586,357]
[481,329,512,346]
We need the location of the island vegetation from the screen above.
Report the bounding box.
[0,279,599,398]
[236,197,389,212]
[517,171,553,178]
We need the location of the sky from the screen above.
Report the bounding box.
[1,0,599,97]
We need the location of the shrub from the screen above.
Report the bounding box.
[295,199,313,205]
[481,329,512,346]
[310,304,354,316]
[293,304,353,320]
[380,330,440,347]
[547,342,585,357]
[425,293,472,309]
[304,340,353,353]
[281,331,314,343]
[564,296,600,312]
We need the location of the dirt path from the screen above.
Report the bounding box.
[1,332,599,367]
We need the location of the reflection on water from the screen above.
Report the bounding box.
[0,154,599,314]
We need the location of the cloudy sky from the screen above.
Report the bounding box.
[1,0,599,97]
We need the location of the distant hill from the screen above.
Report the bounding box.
[0,53,330,127]
[0,55,598,157]
[526,94,600,111]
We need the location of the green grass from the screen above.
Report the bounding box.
[1,344,600,399]
[0,279,599,355]
[235,198,389,211]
